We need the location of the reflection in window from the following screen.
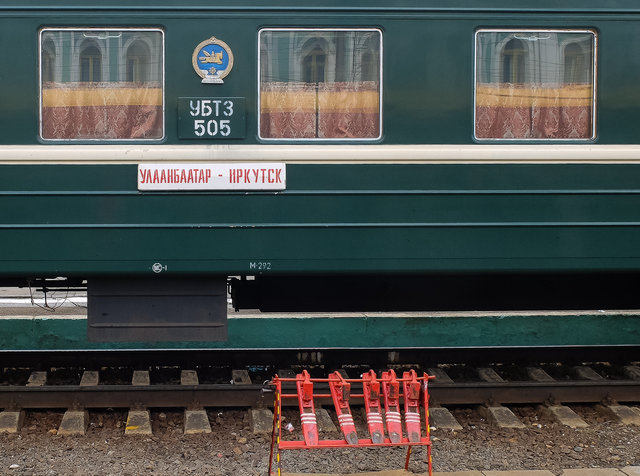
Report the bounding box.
[126,41,150,82]
[303,44,326,83]
[475,30,596,140]
[564,42,590,84]
[361,50,376,82]
[42,41,55,82]
[502,38,526,83]
[40,29,163,140]
[259,29,381,140]
[80,44,102,82]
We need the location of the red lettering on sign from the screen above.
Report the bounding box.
[140,165,284,189]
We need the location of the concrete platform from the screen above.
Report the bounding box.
[281,470,639,476]
[433,473,483,476]
[561,470,626,475]
[280,470,638,476]
[283,472,414,476]
[483,471,554,475]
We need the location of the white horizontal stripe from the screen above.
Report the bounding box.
[0,297,87,306]
[5,144,640,165]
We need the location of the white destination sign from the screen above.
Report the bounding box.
[138,163,286,191]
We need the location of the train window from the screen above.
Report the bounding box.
[259,29,382,140]
[39,28,164,141]
[475,30,596,140]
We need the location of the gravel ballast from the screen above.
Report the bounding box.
[0,405,638,475]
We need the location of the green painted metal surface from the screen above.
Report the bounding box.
[0,313,638,350]
[0,3,640,352]
[4,1,640,13]
[0,7,640,145]
[3,164,640,276]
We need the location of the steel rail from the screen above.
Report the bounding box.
[0,380,637,411]
[427,380,640,405]
[0,384,269,410]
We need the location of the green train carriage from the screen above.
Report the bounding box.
[0,0,639,350]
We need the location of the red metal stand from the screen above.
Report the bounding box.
[268,369,435,476]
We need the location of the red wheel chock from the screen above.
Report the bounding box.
[268,369,435,476]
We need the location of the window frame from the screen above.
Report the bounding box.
[473,28,598,142]
[38,27,165,142]
[257,27,383,142]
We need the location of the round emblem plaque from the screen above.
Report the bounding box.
[192,36,234,84]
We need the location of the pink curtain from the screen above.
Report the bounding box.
[475,83,593,139]
[42,82,162,140]
[317,81,380,138]
[259,82,317,139]
[260,81,379,139]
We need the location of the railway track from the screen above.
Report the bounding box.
[1,361,639,411]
